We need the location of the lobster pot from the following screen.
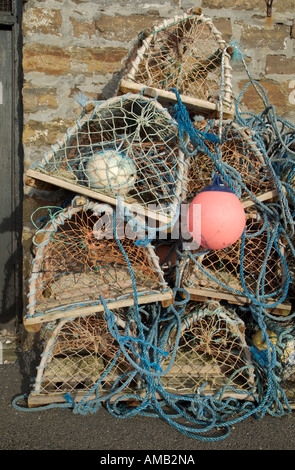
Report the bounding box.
[121,9,233,115]
[160,302,256,400]
[26,93,186,224]
[28,309,137,407]
[24,197,172,331]
[181,209,289,313]
[186,122,277,208]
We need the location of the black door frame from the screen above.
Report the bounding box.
[0,0,23,333]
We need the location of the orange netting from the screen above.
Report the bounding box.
[26,198,168,322]
[186,122,276,203]
[181,209,287,304]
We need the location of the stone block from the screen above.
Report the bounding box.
[23,119,73,147]
[94,14,160,42]
[22,84,58,114]
[237,79,294,116]
[23,44,71,75]
[212,17,232,42]
[23,44,127,76]
[70,17,97,38]
[22,8,62,36]
[70,47,128,74]
[240,24,290,50]
[271,0,295,13]
[202,0,266,10]
[266,55,295,75]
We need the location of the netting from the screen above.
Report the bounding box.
[30,309,137,408]
[15,12,295,442]
[159,301,256,400]
[25,197,171,328]
[247,317,295,406]
[181,207,288,308]
[123,10,233,109]
[30,93,185,223]
[186,121,278,206]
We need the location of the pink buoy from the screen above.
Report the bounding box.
[187,174,246,250]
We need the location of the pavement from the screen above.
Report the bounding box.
[1,354,295,453]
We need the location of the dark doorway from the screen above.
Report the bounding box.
[0,0,23,334]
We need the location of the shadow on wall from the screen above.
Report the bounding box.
[99,71,124,100]
[0,204,23,334]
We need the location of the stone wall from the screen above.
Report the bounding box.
[21,0,295,302]
[22,0,295,173]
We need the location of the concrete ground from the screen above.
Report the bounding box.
[0,355,295,452]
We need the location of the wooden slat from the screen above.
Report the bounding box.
[26,169,281,212]
[241,189,281,209]
[27,387,256,408]
[184,287,292,316]
[25,168,173,226]
[23,289,174,331]
[119,78,235,118]
[164,363,223,376]
[27,390,137,408]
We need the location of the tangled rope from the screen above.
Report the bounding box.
[13,41,295,442]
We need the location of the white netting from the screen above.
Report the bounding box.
[30,309,137,404]
[123,10,233,109]
[159,301,256,399]
[18,9,295,439]
[31,93,186,221]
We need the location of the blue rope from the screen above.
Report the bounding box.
[170,88,238,194]
[13,45,295,440]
